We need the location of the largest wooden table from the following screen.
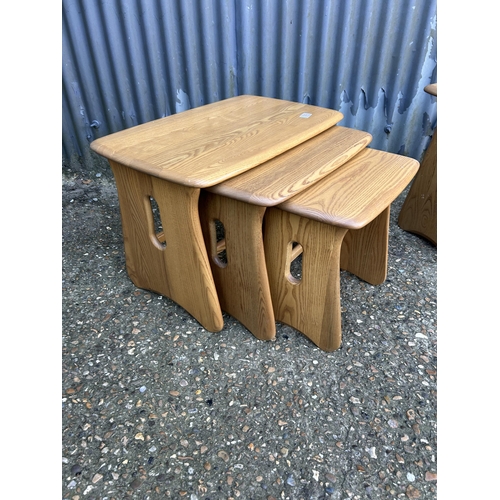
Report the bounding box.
[90,95,342,332]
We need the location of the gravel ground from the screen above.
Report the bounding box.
[62,164,437,500]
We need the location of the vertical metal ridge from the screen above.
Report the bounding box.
[63,0,437,166]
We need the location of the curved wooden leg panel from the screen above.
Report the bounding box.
[199,192,276,340]
[110,161,165,291]
[398,130,437,245]
[110,161,223,332]
[264,208,348,351]
[340,207,390,285]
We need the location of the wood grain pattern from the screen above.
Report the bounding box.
[278,148,419,229]
[207,126,372,206]
[283,207,391,286]
[90,95,343,187]
[264,209,348,351]
[199,192,276,340]
[340,207,390,285]
[110,160,224,332]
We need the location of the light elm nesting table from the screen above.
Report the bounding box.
[90,94,419,351]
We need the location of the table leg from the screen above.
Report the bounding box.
[264,208,348,351]
[398,130,437,245]
[340,207,390,285]
[109,160,224,332]
[199,191,276,340]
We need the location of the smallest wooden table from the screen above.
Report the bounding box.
[265,148,419,350]
[90,95,342,332]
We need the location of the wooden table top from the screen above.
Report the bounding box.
[207,126,372,206]
[90,95,343,188]
[278,148,420,229]
[424,83,437,96]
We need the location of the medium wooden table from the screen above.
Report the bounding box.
[90,95,342,332]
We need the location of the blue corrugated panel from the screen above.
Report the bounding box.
[62,0,437,167]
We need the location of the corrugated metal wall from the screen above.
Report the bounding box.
[62,0,437,171]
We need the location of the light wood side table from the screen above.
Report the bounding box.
[265,148,419,350]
